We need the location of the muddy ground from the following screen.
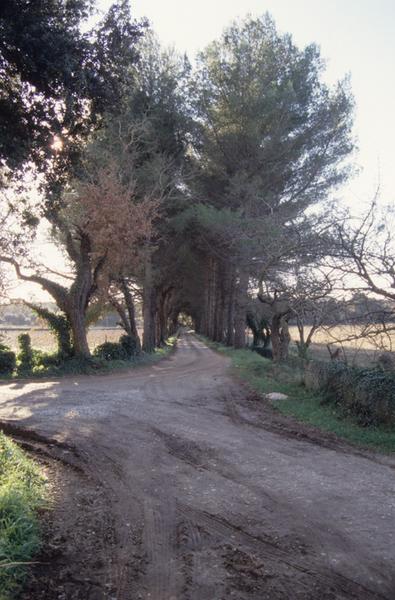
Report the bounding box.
[0,333,394,599]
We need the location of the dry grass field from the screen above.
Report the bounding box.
[0,327,125,353]
[288,325,395,367]
[242,325,395,367]
[2,325,393,367]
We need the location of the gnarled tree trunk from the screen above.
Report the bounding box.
[270,314,291,362]
[2,247,94,358]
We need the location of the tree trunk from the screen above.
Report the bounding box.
[155,310,161,347]
[213,266,223,342]
[68,237,95,358]
[202,256,215,338]
[279,317,291,361]
[143,287,156,352]
[207,258,216,340]
[225,267,236,346]
[142,254,156,353]
[169,313,179,336]
[69,306,90,357]
[271,315,282,362]
[296,341,309,359]
[120,278,141,353]
[234,268,249,349]
[271,315,291,362]
[216,268,227,343]
[262,325,271,349]
[156,287,173,346]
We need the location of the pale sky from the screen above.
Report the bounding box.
[6,0,395,302]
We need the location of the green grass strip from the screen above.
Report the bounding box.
[0,433,46,599]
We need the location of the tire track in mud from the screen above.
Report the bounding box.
[143,497,180,600]
[134,416,389,600]
[177,503,388,600]
[152,427,217,469]
[145,421,392,600]
[71,441,146,600]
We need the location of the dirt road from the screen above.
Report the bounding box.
[0,333,394,599]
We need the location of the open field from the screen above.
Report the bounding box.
[290,325,395,367]
[2,324,393,367]
[289,325,395,367]
[0,327,127,353]
[244,324,395,367]
[298,324,395,350]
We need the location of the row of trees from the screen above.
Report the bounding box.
[1,2,393,362]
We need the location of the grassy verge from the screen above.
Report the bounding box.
[1,336,178,380]
[0,433,46,599]
[198,335,395,453]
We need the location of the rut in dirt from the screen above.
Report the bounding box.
[0,333,394,599]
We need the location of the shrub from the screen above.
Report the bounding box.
[17,333,33,372]
[0,344,16,376]
[93,341,127,361]
[352,369,395,426]
[120,334,139,357]
[32,350,61,368]
[251,346,273,360]
[305,360,395,426]
[304,360,333,391]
